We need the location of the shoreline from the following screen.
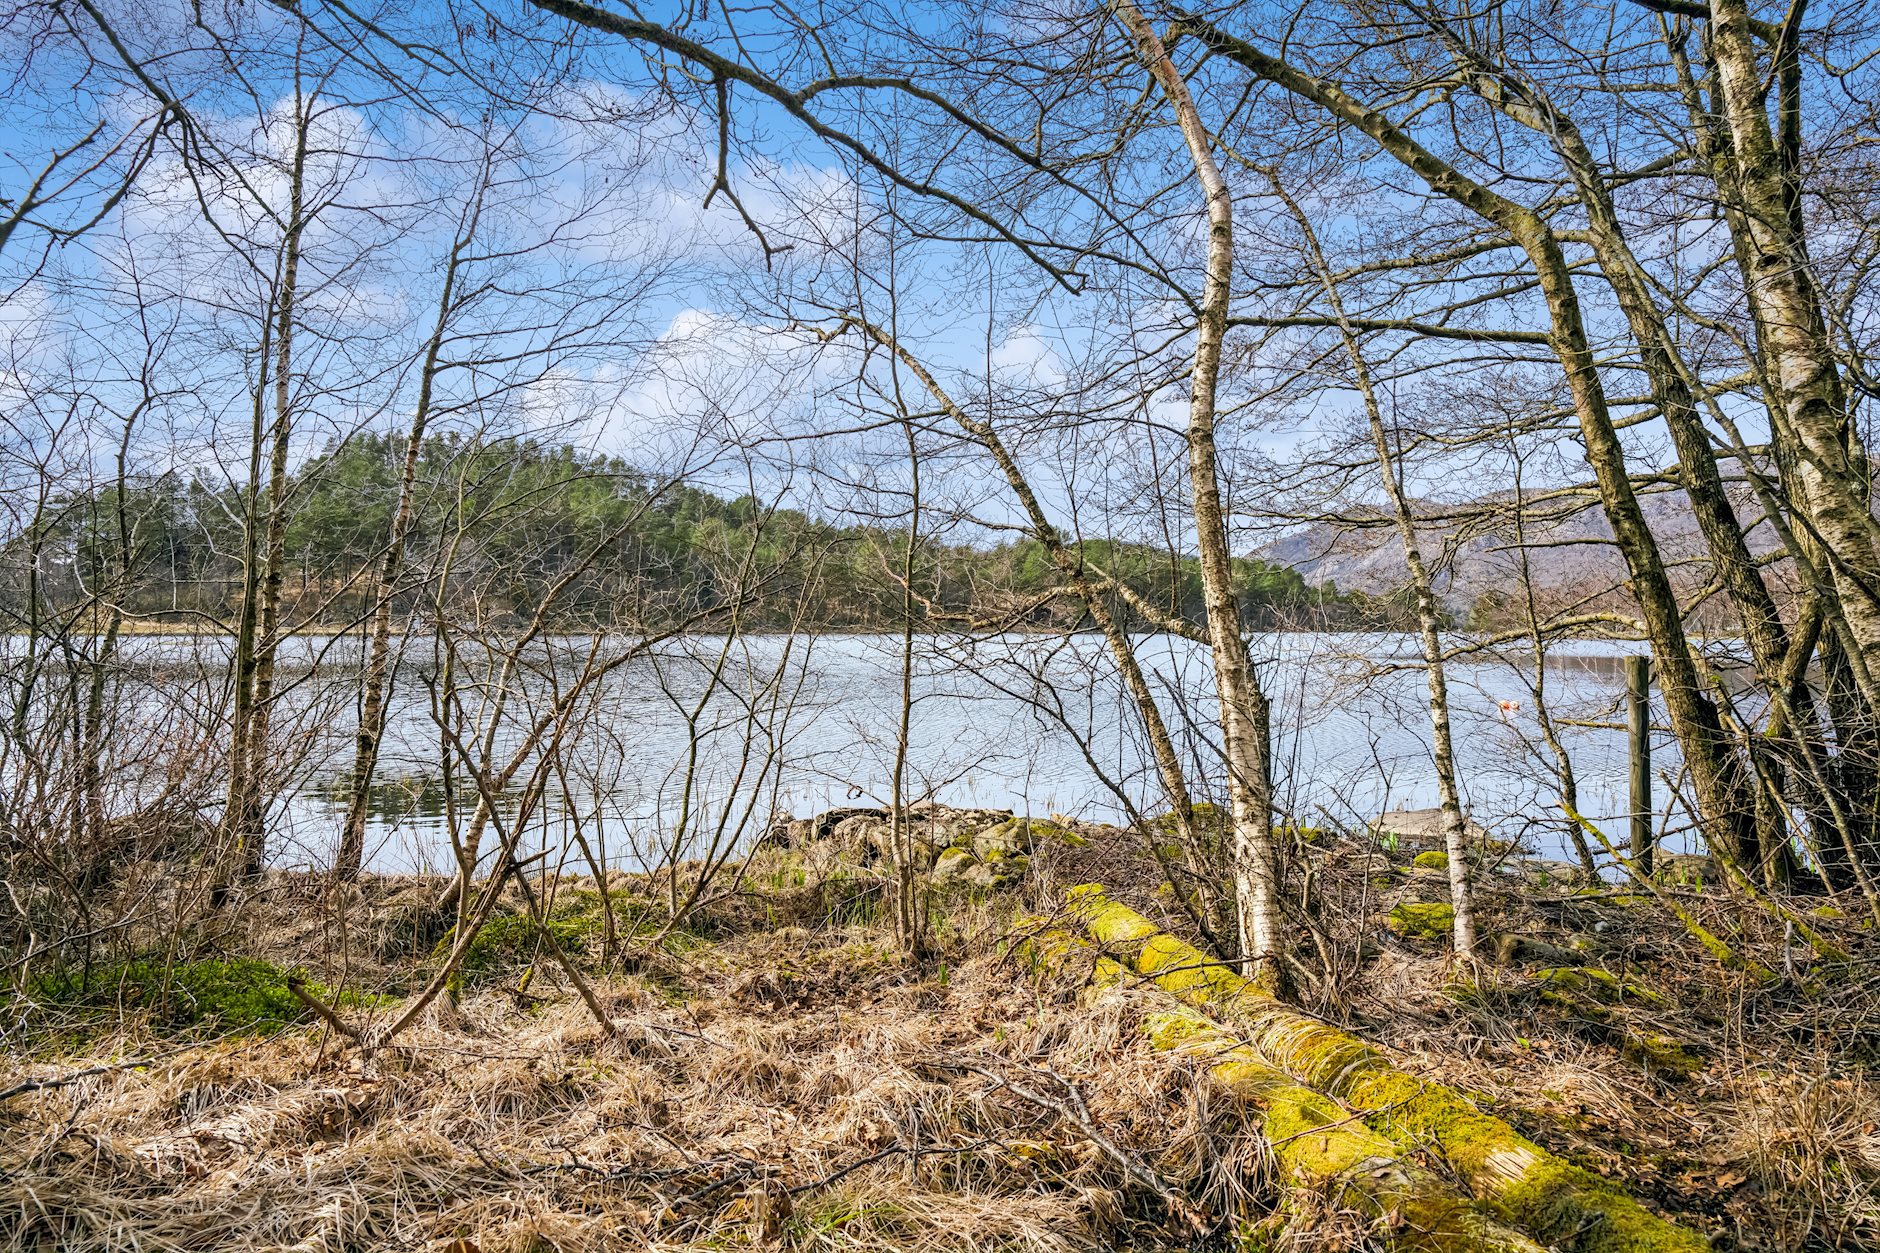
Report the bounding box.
[3,621,1703,647]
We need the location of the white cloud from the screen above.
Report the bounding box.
[529,309,847,463]
[987,323,1067,386]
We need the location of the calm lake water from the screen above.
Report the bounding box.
[216,630,1695,874]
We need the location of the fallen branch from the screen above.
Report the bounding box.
[1560,801,1777,980]
[0,1056,155,1102]
[285,976,364,1043]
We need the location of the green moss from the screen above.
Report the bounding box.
[932,846,978,881]
[1413,850,1450,871]
[1652,854,1718,889]
[24,956,325,1039]
[1019,817,1086,847]
[1533,966,1665,1007]
[1349,1068,1706,1250]
[1531,969,1700,1078]
[460,912,594,978]
[788,1194,912,1240]
[1387,901,1455,939]
[1058,886,1710,1253]
[1152,802,1224,844]
[1278,820,1326,844]
[1444,976,1491,1007]
[1618,1031,1704,1077]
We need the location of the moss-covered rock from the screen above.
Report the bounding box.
[1653,853,1716,888]
[1513,859,1597,888]
[964,855,1027,890]
[1490,933,1584,967]
[1617,1031,1705,1077]
[971,816,1086,860]
[1387,901,1455,939]
[1530,968,1702,1078]
[1413,850,1450,871]
[1152,802,1225,845]
[1025,817,1087,847]
[972,819,1029,859]
[931,846,978,882]
[1280,821,1327,845]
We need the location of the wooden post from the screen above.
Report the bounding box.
[1626,653,1653,876]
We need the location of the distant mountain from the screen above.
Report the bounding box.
[1256,489,1779,626]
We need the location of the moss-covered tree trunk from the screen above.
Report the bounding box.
[1063,886,1710,1253]
[1020,929,1545,1252]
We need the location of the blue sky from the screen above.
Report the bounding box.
[4,0,1871,555]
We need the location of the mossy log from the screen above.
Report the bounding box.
[1022,932,1544,1253]
[1065,885,1711,1253]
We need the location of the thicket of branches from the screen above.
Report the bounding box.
[3,0,1879,1007]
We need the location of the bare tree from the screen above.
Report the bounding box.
[1267,172,1478,954]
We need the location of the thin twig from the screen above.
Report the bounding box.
[934,1057,1212,1236]
[0,1057,156,1102]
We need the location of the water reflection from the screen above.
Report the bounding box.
[308,773,508,828]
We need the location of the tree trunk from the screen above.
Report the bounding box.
[1271,174,1476,954]
[1193,20,1762,874]
[1540,98,1791,878]
[1118,1,1287,985]
[1662,25,1880,890]
[1707,0,1880,680]
[335,210,475,881]
[857,319,1229,952]
[222,91,309,888]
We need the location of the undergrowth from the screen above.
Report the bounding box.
[2,825,1876,1252]
[18,956,320,1042]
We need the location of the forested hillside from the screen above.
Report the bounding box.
[4,433,1389,633]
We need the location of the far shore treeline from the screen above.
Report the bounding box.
[2,433,1407,635]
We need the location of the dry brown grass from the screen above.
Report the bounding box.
[1717,1061,1880,1250]
[7,829,1879,1252]
[1,910,1309,1253]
